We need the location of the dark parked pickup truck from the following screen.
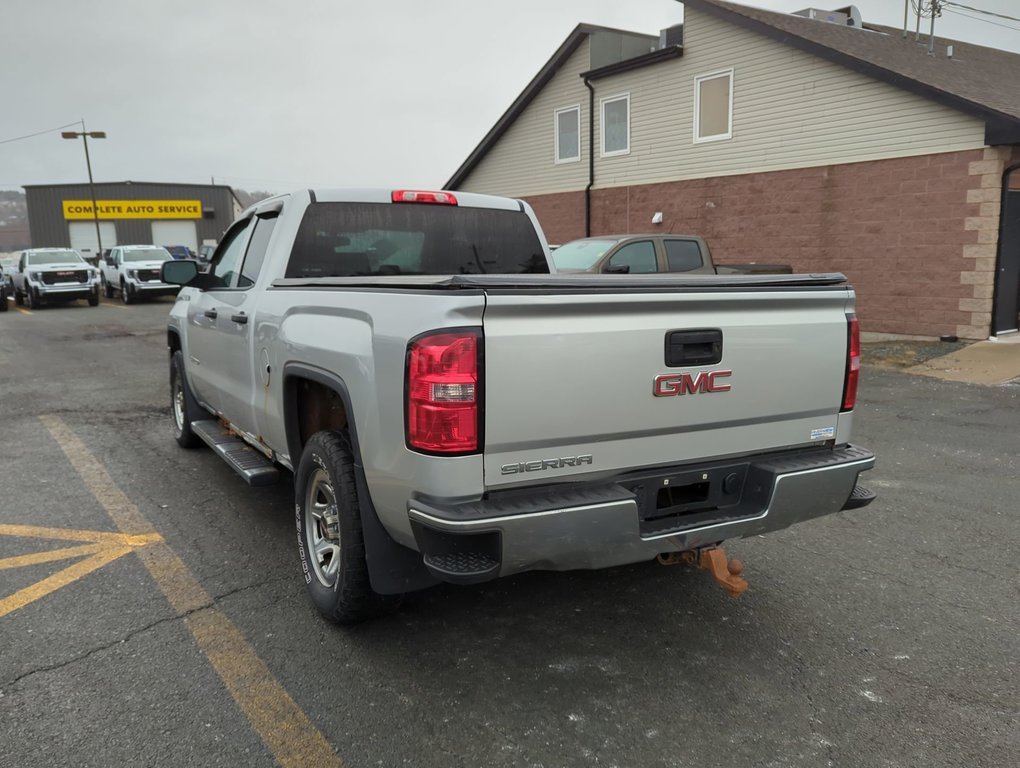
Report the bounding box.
[551,234,791,275]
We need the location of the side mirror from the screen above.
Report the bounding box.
[162,259,200,286]
[603,263,630,274]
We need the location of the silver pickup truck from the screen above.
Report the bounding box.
[162,188,875,623]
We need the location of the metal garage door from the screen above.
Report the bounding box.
[151,221,198,252]
[69,221,117,258]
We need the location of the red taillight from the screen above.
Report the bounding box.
[391,189,458,205]
[842,314,860,411]
[406,329,481,454]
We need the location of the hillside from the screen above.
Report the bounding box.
[0,191,29,250]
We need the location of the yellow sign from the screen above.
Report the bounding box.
[62,199,202,220]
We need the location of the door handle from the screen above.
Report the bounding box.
[231,313,248,325]
[204,309,218,319]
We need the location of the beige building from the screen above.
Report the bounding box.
[448,0,1020,340]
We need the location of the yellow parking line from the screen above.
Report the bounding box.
[0,542,106,571]
[0,526,163,615]
[16,307,32,316]
[0,545,133,618]
[0,523,161,546]
[39,414,344,768]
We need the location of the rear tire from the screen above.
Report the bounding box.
[170,350,203,448]
[0,286,8,312]
[102,275,113,299]
[295,430,398,624]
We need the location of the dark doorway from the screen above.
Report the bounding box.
[993,169,1020,335]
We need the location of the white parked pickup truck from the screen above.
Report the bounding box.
[99,245,177,304]
[12,248,100,308]
[160,188,876,624]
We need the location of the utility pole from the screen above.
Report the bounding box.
[61,120,107,262]
[928,0,942,55]
[903,0,910,37]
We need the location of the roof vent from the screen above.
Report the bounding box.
[658,24,683,49]
[794,6,862,27]
[834,5,864,28]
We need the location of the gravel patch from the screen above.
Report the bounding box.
[861,339,969,368]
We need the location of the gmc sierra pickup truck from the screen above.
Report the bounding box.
[12,248,100,308]
[161,188,875,624]
[99,245,177,304]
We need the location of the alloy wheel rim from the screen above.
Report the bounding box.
[304,467,341,587]
[172,376,185,433]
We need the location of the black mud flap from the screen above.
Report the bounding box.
[354,462,439,595]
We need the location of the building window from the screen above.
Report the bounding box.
[694,69,733,143]
[601,93,630,157]
[555,105,581,164]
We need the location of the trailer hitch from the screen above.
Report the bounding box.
[658,547,748,598]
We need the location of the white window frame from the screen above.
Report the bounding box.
[554,105,581,164]
[600,92,630,158]
[693,68,734,144]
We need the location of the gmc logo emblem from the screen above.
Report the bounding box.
[653,370,732,397]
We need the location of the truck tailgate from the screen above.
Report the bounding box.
[481,284,852,489]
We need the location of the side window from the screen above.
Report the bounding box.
[664,240,704,272]
[601,93,630,157]
[237,214,278,288]
[554,105,580,164]
[607,241,657,273]
[694,69,733,143]
[207,220,253,289]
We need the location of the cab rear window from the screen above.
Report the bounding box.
[285,203,549,278]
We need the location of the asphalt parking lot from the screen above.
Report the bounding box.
[0,295,1017,768]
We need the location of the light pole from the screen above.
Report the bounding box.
[61,121,107,262]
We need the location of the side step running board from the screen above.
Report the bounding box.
[191,420,279,487]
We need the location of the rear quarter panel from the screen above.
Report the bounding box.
[253,288,488,546]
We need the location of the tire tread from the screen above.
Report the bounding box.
[171,350,203,449]
[297,431,399,624]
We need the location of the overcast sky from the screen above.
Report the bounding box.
[2,0,1018,193]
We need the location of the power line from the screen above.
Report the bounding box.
[943,2,1020,23]
[0,121,82,146]
[944,6,1020,31]
[910,0,942,19]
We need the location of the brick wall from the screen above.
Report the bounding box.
[527,192,588,245]
[526,148,1007,339]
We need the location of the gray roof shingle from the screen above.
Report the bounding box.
[685,0,1020,138]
